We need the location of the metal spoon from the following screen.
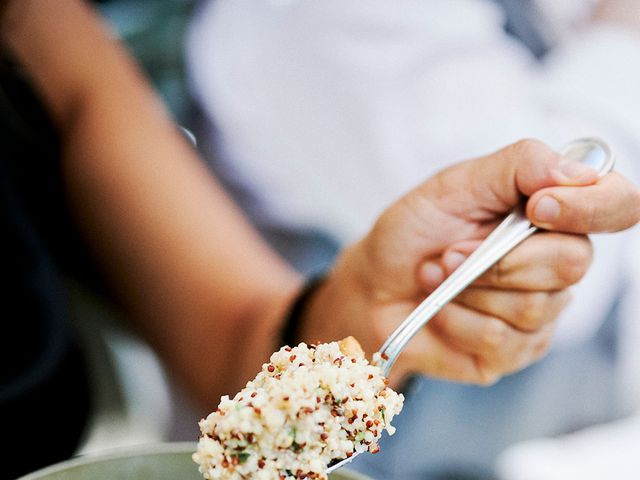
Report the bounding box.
[326,137,615,474]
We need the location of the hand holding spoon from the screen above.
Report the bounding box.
[327,137,615,474]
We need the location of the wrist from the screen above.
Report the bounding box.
[279,274,326,347]
[297,242,386,357]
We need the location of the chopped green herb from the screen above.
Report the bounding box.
[237,452,250,463]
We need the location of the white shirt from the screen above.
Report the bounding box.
[188,0,640,345]
[187,2,640,474]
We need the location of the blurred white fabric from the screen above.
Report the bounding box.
[187,0,640,477]
[496,228,640,479]
[187,0,640,347]
[496,413,640,480]
[534,0,599,42]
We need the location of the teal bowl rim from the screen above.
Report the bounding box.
[17,442,371,480]
[18,442,198,480]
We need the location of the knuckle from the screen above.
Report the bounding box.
[515,292,548,331]
[585,200,600,232]
[531,332,553,360]
[482,318,508,351]
[480,375,501,387]
[512,345,542,373]
[534,338,552,359]
[474,357,502,386]
[487,255,513,287]
[510,138,545,161]
[508,139,557,178]
[531,324,555,357]
[501,326,555,375]
[557,260,584,286]
[557,289,573,308]
[558,240,593,285]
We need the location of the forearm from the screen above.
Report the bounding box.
[592,1,640,31]
[1,0,302,408]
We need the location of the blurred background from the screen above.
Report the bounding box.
[75,1,640,479]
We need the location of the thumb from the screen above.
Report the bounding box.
[430,139,600,218]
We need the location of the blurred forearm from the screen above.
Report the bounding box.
[1,0,302,409]
[593,0,640,31]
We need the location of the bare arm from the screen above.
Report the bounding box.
[1,0,302,409]
[593,0,640,30]
[3,0,639,413]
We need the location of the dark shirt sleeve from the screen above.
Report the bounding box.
[0,52,92,478]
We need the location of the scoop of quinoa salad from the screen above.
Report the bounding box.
[193,337,404,480]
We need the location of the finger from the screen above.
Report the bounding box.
[468,232,592,290]
[418,240,482,291]
[419,233,593,291]
[377,316,488,386]
[420,139,600,221]
[454,287,571,332]
[418,260,446,291]
[430,303,515,358]
[527,172,640,233]
[429,302,555,372]
[374,303,503,385]
[473,321,554,379]
[394,327,493,385]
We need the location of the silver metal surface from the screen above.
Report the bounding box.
[18,443,370,480]
[328,137,614,474]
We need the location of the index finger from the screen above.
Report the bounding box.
[526,172,640,233]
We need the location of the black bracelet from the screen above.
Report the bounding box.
[280,275,326,348]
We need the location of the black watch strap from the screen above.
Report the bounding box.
[280,275,325,347]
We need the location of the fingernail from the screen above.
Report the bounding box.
[443,251,466,273]
[533,196,560,223]
[422,262,445,287]
[554,160,598,182]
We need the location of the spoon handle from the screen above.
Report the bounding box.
[377,137,614,377]
[327,138,614,475]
